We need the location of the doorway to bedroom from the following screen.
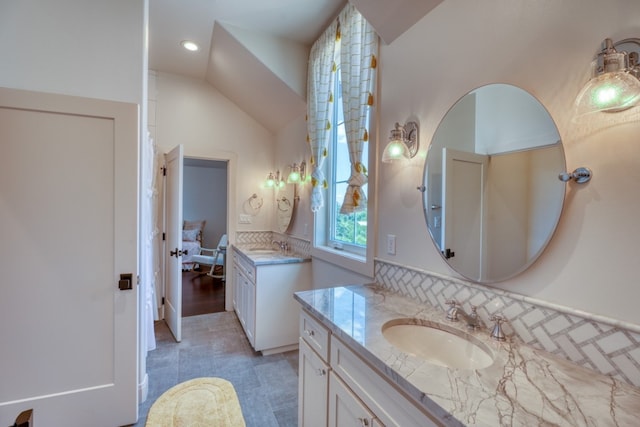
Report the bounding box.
[181,157,228,317]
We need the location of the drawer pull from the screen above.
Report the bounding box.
[358,418,370,426]
[304,329,315,337]
[316,368,326,376]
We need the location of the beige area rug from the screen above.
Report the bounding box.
[146,377,246,427]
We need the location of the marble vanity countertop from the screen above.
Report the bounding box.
[294,284,640,427]
[233,245,310,266]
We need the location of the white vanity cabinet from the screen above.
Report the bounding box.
[233,247,311,354]
[298,310,331,427]
[298,309,443,427]
[233,254,255,346]
[329,371,381,427]
[330,336,441,427]
[298,310,331,426]
[299,338,330,426]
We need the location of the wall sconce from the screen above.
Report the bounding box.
[287,162,307,184]
[575,38,640,116]
[381,121,419,163]
[265,170,285,189]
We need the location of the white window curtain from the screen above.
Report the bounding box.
[338,4,378,214]
[307,19,338,212]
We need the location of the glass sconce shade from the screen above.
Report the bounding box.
[265,172,276,188]
[287,167,301,183]
[381,140,410,162]
[575,70,640,114]
[381,122,419,163]
[265,171,284,188]
[287,162,306,184]
[575,38,640,116]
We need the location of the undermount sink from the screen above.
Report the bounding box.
[382,319,494,370]
[246,249,281,255]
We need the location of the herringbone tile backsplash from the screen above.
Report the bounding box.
[233,231,640,388]
[235,231,311,257]
[235,231,272,247]
[375,259,640,388]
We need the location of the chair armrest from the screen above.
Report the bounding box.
[199,247,216,255]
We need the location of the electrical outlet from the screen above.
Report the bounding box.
[387,234,396,255]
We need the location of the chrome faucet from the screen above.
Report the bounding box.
[489,314,508,341]
[272,240,288,253]
[445,300,480,330]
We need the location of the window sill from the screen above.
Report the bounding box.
[311,244,374,279]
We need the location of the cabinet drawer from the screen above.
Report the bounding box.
[233,249,255,282]
[331,336,442,427]
[300,309,330,361]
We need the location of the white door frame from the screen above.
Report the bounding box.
[162,148,237,315]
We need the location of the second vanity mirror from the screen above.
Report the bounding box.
[276,184,297,233]
[422,84,566,283]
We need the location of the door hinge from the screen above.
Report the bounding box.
[162,297,165,305]
[161,166,166,176]
[162,232,166,241]
[443,248,455,259]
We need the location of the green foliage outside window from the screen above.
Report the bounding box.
[334,205,367,246]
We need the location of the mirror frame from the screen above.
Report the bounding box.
[422,83,567,283]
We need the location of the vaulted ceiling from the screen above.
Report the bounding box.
[148,0,444,133]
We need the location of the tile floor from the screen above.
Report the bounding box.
[131,311,299,426]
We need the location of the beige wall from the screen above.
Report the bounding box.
[153,72,277,233]
[279,0,640,325]
[0,1,146,105]
[376,0,640,324]
[137,0,640,326]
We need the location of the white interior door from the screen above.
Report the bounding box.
[0,87,138,426]
[443,148,488,281]
[165,145,183,342]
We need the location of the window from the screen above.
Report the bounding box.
[308,4,378,277]
[327,71,368,256]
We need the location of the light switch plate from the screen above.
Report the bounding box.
[239,214,252,224]
[387,234,396,255]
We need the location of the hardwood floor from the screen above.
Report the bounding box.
[181,267,225,317]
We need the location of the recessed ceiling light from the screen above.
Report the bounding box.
[181,40,199,52]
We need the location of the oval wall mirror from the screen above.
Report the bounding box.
[276,184,296,233]
[422,84,566,283]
